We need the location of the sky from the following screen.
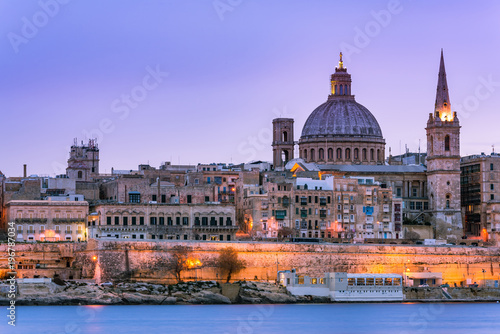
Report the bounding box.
[1,0,500,177]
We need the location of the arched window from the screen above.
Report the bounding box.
[370,149,374,161]
[319,148,324,160]
[282,131,288,142]
[362,148,367,161]
[445,135,450,151]
[339,85,343,95]
[377,149,381,162]
[77,171,83,179]
[336,148,342,160]
[335,85,338,95]
[446,194,451,209]
[345,148,351,160]
[354,148,359,160]
[328,148,333,160]
[303,149,308,160]
[310,148,315,161]
[344,84,347,95]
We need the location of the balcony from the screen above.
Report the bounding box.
[53,218,85,223]
[15,218,48,223]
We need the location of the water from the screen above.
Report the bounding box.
[2,303,500,334]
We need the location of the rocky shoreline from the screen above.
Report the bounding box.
[1,281,499,306]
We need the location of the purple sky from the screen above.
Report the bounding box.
[1,0,500,177]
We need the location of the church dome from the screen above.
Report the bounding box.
[297,53,386,165]
[300,97,383,140]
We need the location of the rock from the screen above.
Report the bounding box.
[260,292,296,303]
[240,295,262,304]
[188,291,231,304]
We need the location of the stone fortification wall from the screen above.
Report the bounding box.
[1,241,499,285]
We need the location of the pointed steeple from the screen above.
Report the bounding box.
[435,49,452,121]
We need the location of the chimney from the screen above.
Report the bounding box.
[23,164,27,178]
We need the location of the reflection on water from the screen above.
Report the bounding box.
[2,303,500,334]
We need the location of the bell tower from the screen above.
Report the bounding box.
[426,50,462,241]
[272,118,294,169]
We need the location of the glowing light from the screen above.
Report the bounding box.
[92,256,98,261]
[186,258,202,269]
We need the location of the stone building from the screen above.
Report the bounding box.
[66,139,99,181]
[461,153,500,243]
[425,50,463,240]
[6,200,88,242]
[88,202,237,241]
[240,174,403,241]
[268,51,463,242]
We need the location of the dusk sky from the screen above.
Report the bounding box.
[1,0,500,177]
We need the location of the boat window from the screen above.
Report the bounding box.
[384,278,393,286]
[348,278,355,286]
[356,278,366,286]
[375,278,384,286]
[366,278,375,285]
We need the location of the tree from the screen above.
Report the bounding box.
[216,247,246,283]
[166,245,190,283]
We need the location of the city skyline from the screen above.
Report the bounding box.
[2,0,500,177]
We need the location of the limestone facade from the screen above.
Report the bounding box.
[88,202,237,241]
[6,200,88,242]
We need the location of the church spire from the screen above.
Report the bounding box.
[435,49,452,121]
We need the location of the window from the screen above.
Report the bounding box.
[205,196,210,202]
[139,217,144,225]
[202,217,208,225]
[176,217,181,225]
[310,149,315,161]
[150,217,157,225]
[491,163,494,171]
[396,188,402,197]
[152,195,157,202]
[319,148,324,160]
[491,194,495,201]
[362,148,367,160]
[187,195,192,203]
[114,217,119,225]
[370,149,374,161]
[106,217,111,225]
[183,217,189,225]
[354,148,359,160]
[123,217,128,226]
[345,148,351,160]
[129,193,141,203]
[491,184,494,191]
[445,135,450,151]
[132,217,136,225]
[161,195,166,203]
[412,188,418,197]
[336,148,342,160]
[159,217,165,225]
[328,148,333,160]
[77,171,83,179]
[304,149,308,160]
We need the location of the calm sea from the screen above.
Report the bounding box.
[2,303,500,334]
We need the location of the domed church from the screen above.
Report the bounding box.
[272,53,385,168]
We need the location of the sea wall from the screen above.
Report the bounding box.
[1,241,500,285]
